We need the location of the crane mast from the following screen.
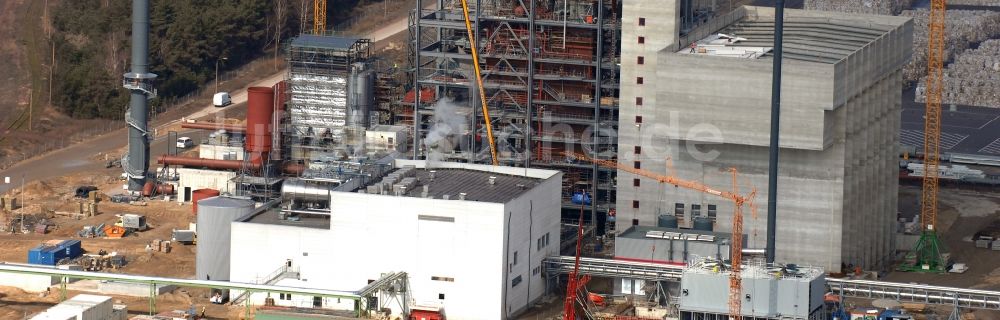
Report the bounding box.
[901,0,948,273]
[458,0,500,165]
[314,0,327,34]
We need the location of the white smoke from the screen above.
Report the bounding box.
[424,98,468,163]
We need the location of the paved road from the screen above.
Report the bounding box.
[899,88,1000,158]
[0,14,415,195]
[0,129,206,194]
[0,66,284,195]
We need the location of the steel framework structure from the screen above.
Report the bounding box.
[408,0,621,227]
[542,256,1000,311]
[0,263,412,318]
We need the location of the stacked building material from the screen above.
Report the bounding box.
[805,0,913,15]
[916,40,1000,107]
[949,0,1000,5]
[903,9,1000,85]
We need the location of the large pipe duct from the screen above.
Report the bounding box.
[181,122,247,133]
[157,155,261,171]
[281,178,336,204]
[123,0,157,191]
[765,0,785,264]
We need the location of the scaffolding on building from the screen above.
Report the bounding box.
[286,35,372,163]
[406,0,621,227]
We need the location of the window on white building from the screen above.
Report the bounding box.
[512,275,523,287]
[621,279,646,295]
[513,251,518,265]
[533,266,541,275]
[313,296,322,307]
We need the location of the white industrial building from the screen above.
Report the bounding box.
[229,160,562,320]
[175,168,237,202]
[198,144,245,161]
[365,125,408,153]
[30,294,127,320]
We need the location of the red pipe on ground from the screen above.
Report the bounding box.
[141,181,175,197]
[180,122,247,133]
[157,155,261,171]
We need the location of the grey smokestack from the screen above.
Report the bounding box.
[766,0,785,264]
[123,0,157,191]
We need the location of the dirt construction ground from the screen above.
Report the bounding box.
[0,168,246,319]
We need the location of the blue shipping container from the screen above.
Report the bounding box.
[28,240,82,266]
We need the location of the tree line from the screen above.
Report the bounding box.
[48,0,314,119]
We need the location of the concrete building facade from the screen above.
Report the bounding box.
[229,160,562,320]
[616,6,912,271]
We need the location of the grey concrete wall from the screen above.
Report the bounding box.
[615,236,730,263]
[618,0,680,212]
[615,7,910,271]
[652,53,836,150]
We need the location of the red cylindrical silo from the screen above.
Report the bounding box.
[247,86,275,154]
[191,189,221,214]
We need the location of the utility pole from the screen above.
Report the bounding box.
[50,41,54,106]
[28,90,33,131]
[215,57,228,94]
[20,174,24,234]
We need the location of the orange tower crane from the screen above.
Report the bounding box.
[901,0,948,273]
[314,0,327,34]
[566,152,757,319]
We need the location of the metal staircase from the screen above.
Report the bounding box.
[231,264,301,305]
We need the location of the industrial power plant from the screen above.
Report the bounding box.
[2,0,1000,319]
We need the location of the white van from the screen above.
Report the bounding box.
[213,92,232,107]
[176,137,195,149]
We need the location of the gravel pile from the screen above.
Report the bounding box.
[902,9,1000,85]
[805,0,914,15]
[916,39,1000,107]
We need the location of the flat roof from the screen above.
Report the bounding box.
[243,208,330,229]
[290,34,365,50]
[679,7,903,64]
[364,167,542,203]
[618,225,733,242]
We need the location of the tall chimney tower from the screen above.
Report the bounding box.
[122,0,157,191]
